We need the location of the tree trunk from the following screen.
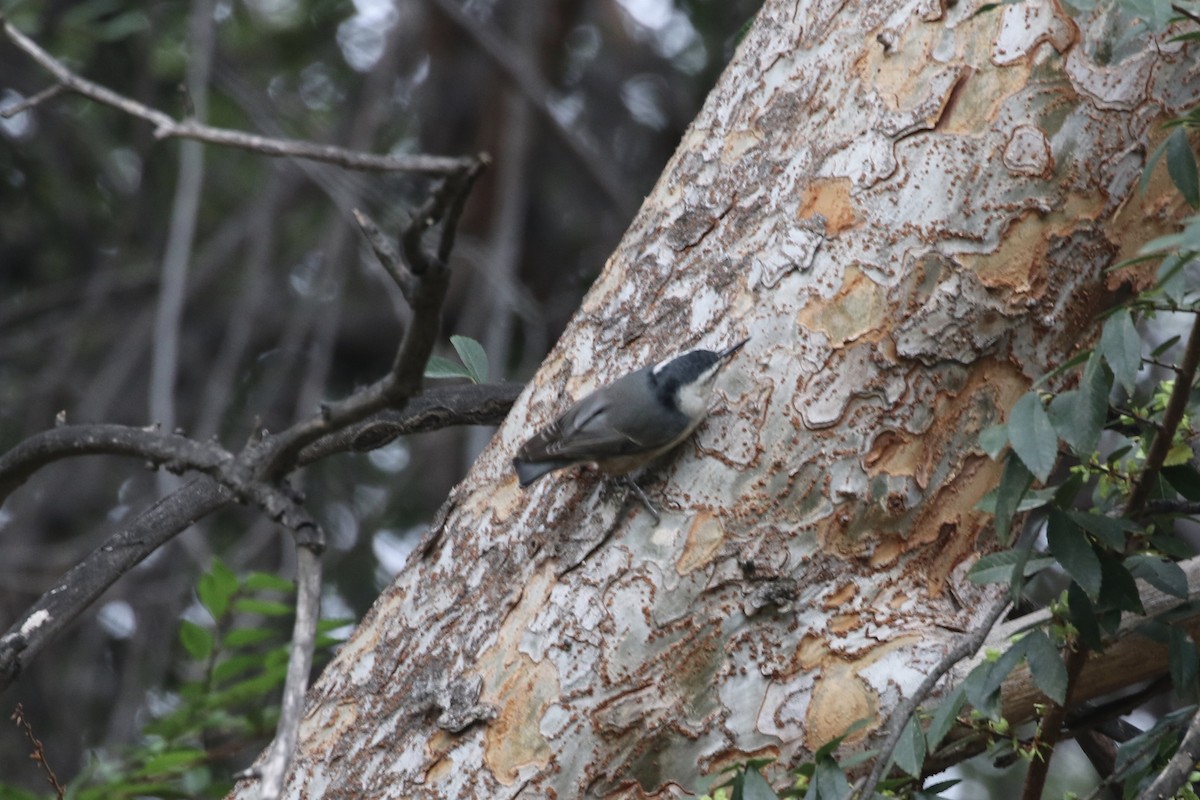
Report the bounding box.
[231,1,1200,796]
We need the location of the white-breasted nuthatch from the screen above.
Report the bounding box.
[512,338,749,514]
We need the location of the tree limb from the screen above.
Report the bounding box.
[0,383,518,694]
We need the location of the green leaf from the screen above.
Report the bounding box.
[1007,392,1058,482]
[424,355,474,380]
[1067,511,1135,551]
[233,598,294,617]
[994,455,1034,544]
[1048,388,1106,457]
[1167,127,1200,209]
[138,748,207,776]
[1024,629,1068,705]
[450,335,489,384]
[197,559,238,622]
[1099,310,1141,394]
[212,653,262,684]
[739,766,778,800]
[1047,509,1102,598]
[1098,551,1145,614]
[1169,627,1199,697]
[243,572,295,593]
[964,639,1028,719]
[1149,532,1197,559]
[223,627,278,648]
[178,620,213,661]
[926,685,967,751]
[892,716,926,778]
[978,424,1009,459]
[1163,465,1200,502]
[1127,554,1189,599]
[1068,582,1103,651]
[968,551,1055,585]
[804,755,851,800]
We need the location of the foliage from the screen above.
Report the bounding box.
[424,335,490,383]
[1,560,349,799]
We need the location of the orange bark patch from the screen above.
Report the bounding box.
[677,512,725,575]
[799,178,859,235]
[797,266,887,347]
[483,654,558,784]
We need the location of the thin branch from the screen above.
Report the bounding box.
[0,18,473,176]
[1127,313,1200,515]
[257,544,323,800]
[1136,705,1200,800]
[855,595,1010,799]
[0,83,65,117]
[353,208,415,300]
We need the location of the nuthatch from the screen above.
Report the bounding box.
[513,338,749,518]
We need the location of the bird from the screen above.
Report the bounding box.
[512,338,749,518]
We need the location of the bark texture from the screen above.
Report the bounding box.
[231,1,1200,796]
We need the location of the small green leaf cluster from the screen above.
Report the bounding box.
[424,335,489,383]
[2,560,350,799]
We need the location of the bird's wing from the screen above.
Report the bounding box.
[517,383,674,464]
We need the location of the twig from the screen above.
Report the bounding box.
[1136,704,1200,800]
[256,543,323,800]
[0,83,64,117]
[1127,314,1200,515]
[0,18,472,176]
[11,703,65,799]
[1173,3,1200,27]
[855,595,1010,799]
[353,208,414,299]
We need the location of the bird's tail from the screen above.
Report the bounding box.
[513,458,571,488]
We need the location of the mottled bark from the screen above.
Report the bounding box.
[231,1,1200,797]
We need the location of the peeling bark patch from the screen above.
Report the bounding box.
[991,0,1077,66]
[805,662,877,749]
[677,512,725,575]
[1003,125,1054,177]
[798,266,886,347]
[798,178,860,235]
[482,654,558,785]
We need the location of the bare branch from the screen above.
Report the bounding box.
[298,381,523,464]
[0,477,233,693]
[0,384,515,694]
[0,18,474,176]
[257,544,323,800]
[0,83,65,118]
[353,208,415,300]
[0,424,232,504]
[855,596,1010,799]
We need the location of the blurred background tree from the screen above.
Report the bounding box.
[0,0,761,790]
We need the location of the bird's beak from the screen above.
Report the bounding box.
[718,337,750,361]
